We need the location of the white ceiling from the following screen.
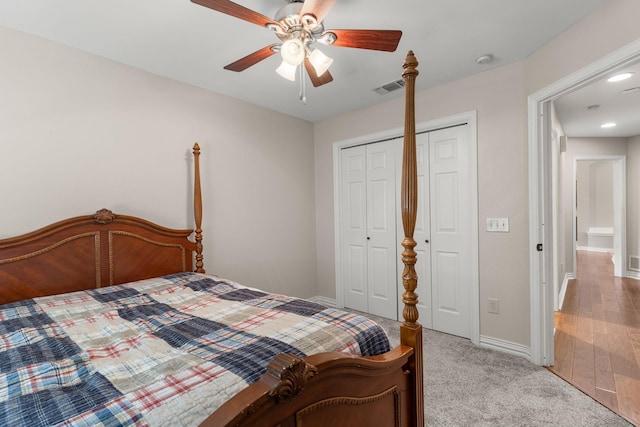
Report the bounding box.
[554,62,640,138]
[0,0,615,125]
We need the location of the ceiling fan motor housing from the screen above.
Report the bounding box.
[273,1,325,41]
[275,2,304,23]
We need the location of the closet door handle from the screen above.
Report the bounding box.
[367,237,370,240]
[425,239,429,243]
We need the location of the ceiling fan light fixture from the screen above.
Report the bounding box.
[281,38,305,66]
[195,0,401,91]
[308,48,333,76]
[276,60,297,81]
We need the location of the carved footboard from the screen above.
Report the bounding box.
[202,347,415,427]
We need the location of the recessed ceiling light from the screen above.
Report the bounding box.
[601,122,616,128]
[607,72,634,82]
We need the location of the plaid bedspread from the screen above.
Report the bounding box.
[0,272,390,426]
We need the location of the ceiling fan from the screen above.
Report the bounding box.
[191,0,402,88]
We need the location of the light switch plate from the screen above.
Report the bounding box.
[487,217,509,232]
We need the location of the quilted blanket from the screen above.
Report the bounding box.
[0,272,390,426]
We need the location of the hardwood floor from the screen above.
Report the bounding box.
[550,250,640,426]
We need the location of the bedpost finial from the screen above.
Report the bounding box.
[402,50,419,78]
[193,142,200,154]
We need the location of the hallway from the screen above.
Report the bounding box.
[550,250,640,425]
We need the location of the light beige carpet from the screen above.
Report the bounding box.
[358,311,632,427]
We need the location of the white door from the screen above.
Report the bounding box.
[429,126,472,338]
[341,125,473,329]
[341,141,398,319]
[341,146,368,312]
[366,140,398,319]
[395,125,472,338]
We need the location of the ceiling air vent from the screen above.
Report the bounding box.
[373,79,405,95]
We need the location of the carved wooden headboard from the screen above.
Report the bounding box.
[0,144,204,305]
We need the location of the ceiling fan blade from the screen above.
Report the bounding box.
[304,58,333,87]
[191,0,279,28]
[224,45,279,72]
[300,0,336,23]
[329,29,402,52]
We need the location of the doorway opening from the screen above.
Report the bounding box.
[572,156,625,283]
[528,38,640,366]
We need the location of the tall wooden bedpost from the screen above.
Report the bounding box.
[400,50,424,426]
[193,143,205,273]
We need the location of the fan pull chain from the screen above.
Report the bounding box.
[299,64,306,105]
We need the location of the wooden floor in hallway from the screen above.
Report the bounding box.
[549,250,640,426]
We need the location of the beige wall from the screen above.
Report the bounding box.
[575,160,614,247]
[0,27,318,298]
[628,135,640,263]
[315,62,530,344]
[314,0,640,347]
[523,0,640,95]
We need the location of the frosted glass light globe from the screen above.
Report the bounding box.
[281,38,305,66]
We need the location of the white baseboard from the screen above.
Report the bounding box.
[480,335,532,361]
[558,273,575,310]
[307,296,337,308]
[576,245,613,253]
[626,271,640,280]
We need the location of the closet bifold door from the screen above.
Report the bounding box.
[341,145,368,313]
[340,140,398,320]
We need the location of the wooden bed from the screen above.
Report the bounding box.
[0,51,423,426]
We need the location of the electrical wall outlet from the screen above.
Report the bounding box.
[488,298,500,314]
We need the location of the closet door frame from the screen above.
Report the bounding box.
[333,111,480,345]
